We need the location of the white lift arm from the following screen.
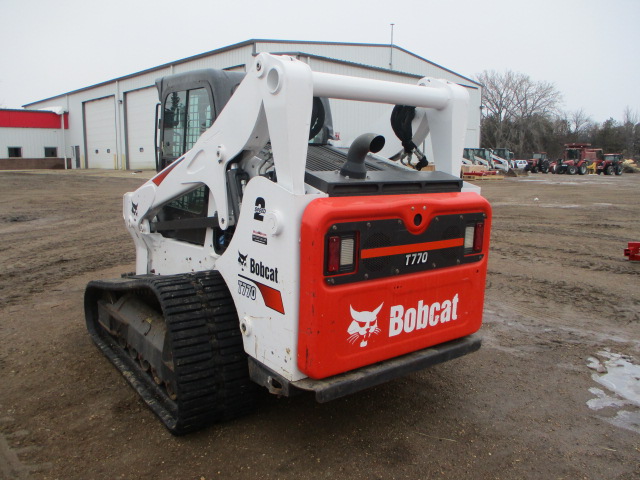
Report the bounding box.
[124,53,469,235]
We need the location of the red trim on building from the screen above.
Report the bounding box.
[0,109,68,129]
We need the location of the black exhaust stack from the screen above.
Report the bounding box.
[340,133,385,179]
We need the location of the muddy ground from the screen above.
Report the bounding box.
[1,169,638,480]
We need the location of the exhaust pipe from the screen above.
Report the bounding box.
[340,133,385,179]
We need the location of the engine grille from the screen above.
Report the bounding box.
[306,145,384,172]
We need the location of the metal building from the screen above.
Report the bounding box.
[0,109,69,169]
[23,39,482,170]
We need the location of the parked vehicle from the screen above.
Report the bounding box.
[463,148,510,172]
[84,53,491,435]
[493,148,514,162]
[513,160,528,170]
[524,152,550,173]
[554,143,602,175]
[463,148,491,167]
[595,153,624,175]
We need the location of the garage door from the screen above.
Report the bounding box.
[84,97,117,169]
[125,87,158,170]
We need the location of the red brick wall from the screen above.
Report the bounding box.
[0,158,72,170]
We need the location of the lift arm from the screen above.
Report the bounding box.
[123,53,469,238]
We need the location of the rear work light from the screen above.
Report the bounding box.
[326,233,358,274]
[464,222,485,254]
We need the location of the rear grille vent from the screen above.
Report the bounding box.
[304,146,462,197]
[364,232,392,249]
[442,225,462,239]
[363,257,388,272]
[442,225,462,261]
[362,232,391,272]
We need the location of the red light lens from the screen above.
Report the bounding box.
[327,236,340,272]
[473,222,484,253]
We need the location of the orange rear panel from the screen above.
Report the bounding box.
[298,192,491,379]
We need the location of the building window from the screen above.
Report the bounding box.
[8,147,22,158]
[44,147,58,158]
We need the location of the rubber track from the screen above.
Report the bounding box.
[84,271,257,435]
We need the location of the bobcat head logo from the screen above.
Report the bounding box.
[131,202,138,216]
[238,251,248,269]
[348,303,383,348]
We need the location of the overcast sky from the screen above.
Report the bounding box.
[1,0,638,123]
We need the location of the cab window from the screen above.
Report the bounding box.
[152,186,209,245]
[162,88,213,160]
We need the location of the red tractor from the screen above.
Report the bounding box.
[595,153,624,175]
[553,143,602,175]
[524,152,550,173]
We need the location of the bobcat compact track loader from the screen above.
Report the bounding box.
[84,53,492,435]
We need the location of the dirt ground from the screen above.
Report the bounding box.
[1,169,639,480]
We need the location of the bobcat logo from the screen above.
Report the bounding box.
[347,303,383,348]
[238,251,248,269]
[131,202,138,216]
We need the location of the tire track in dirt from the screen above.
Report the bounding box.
[0,418,52,480]
[0,173,141,309]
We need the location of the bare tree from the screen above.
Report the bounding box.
[476,70,563,156]
[622,106,639,126]
[621,106,639,158]
[476,70,518,147]
[511,76,562,119]
[478,81,639,160]
[569,109,592,137]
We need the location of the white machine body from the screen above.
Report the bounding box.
[122,53,470,382]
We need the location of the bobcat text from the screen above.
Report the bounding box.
[389,294,459,337]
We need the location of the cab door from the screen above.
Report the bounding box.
[158,87,213,171]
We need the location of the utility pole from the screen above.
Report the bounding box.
[389,23,395,70]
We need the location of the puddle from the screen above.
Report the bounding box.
[587,351,640,434]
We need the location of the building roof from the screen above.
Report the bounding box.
[23,39,480,107]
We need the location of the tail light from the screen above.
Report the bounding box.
[326,233,358,274]
[464,222,484,254]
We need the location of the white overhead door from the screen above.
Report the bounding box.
[125,87,157,170]
[85,97,117,169]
